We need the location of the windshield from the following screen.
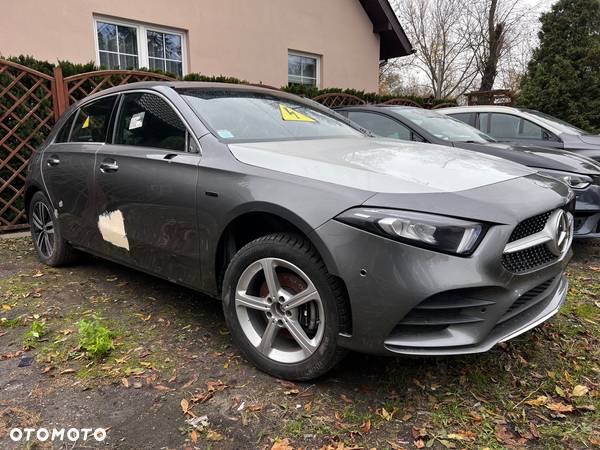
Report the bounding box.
[390,107,495,143]
[178,89,363,142]
[524,109,588,135]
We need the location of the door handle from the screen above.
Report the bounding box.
[99,159,119,173]
[163,153,178,161]
[47,155,60,166]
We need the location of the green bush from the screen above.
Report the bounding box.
[77,317,114,359]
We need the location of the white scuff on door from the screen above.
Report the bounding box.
[98,210,130,250]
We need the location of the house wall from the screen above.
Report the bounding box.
[1,0,381,91]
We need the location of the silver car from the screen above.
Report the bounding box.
[439,105,600,162]
[26,83,575,380]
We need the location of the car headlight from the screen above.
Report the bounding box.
[538,169,592,189]
[336,208,485,255]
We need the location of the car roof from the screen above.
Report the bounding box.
[69,80,347,121]
[435,105,522,114]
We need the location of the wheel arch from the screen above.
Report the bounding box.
[214,204,342,292]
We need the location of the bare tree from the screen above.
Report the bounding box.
[394,0,479,99]
[468,0,531,91]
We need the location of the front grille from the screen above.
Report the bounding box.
[502,244,557,273]
[508,211,552,243]
[392,291,494,332]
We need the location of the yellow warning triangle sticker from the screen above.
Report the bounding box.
[279,104,316,122]
[82,116,90,129]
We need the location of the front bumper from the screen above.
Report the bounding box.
[313,219,571,356]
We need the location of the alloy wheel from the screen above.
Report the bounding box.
[235,258,325,363]
[31,201,55,259]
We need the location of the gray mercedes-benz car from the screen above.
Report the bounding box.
[26,82,575,380]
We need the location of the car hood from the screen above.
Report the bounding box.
[228,137,534,194]
[458,142,600,175]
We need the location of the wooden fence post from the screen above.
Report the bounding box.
[52,66,67,119]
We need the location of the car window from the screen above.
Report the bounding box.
[70,96,116,143]
[178,89,362,142]
[115,92,187,151]
[55,112,76,143]
[347,111,412,140]
[481,113,546,139]
[448,112,476,127]
[390,108,493,143]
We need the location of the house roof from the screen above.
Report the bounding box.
[359,0,413,60]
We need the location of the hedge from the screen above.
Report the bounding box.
[3,55,453,106]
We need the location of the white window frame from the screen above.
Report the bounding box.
[93,16,187,76]
[288,50,321,88]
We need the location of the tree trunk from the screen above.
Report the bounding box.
[479,0,505,91]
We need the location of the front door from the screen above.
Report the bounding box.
[93,91,201,287]
[42,95,117,246]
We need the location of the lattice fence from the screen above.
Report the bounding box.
[62,70,174,106]
[0,59,175,232]
[0,60,56,231]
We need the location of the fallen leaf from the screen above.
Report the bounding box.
[341,394,353,404]
[525,395,548,406]
[438,439,456,449]
[271,439,293,450]
[414,439,425,449]
[2,304,12,311]
[191,430,198,443]
[545,402,574,413]
[181,398,190,413]
[121,378,130,388]
[495,424,516,445]
[32,271,44,278]
[206,430,224,441]
[572,385,589,397]
[60,368,76,375]
[182,375,199,388]
[154,384,172,392]
[379,407,393,421]
[555,385,566,398]
[361,419,371,433]
[529,422,540,439]
[41,366,53,374]
[207,380,228,392]
[284,389,299,396]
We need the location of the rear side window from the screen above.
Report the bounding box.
[347,111,412,140]
[70,96,116,143]
[449,112,476,127]
[115,93,187,151]
[55,112,76,143]
[480,112,545,139]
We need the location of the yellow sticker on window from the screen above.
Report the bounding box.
[279,104,316,122]
[82,116,90,129]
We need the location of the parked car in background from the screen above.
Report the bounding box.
[437,105,600,162]
[27,82,575,380]
[336,105,600,239]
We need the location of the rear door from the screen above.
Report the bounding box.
[42,95,117,246]
[479,112,563,149]
[93,91,202,287]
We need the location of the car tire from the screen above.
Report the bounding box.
[222,232,349,380]
[28,191,76,267]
